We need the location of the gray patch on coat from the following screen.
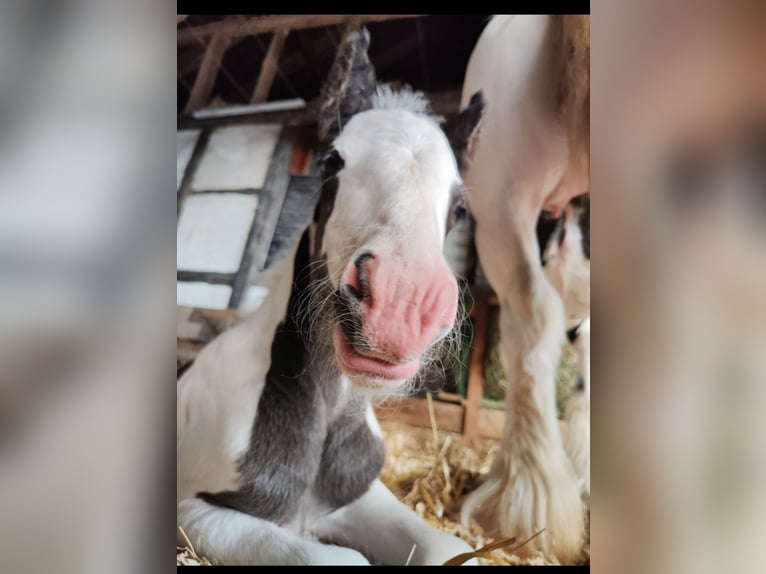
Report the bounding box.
[196,228,385,524]
[314,398,385,510]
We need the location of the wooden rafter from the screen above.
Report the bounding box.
[177,89,462,126]
[251,29,290,104]
[178,14,426,45]
[184,32,232,113]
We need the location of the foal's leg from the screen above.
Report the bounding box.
[314,479,476,565]
[177,498,370,565]
[461,225,585,563]
[565,318,590,494]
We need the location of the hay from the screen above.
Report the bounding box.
[379,420,567,566]
[175,420,590,566]
[176,527,212,566]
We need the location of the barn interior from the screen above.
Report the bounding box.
[176,14,586,565]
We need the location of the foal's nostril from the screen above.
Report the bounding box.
[341,283,362,306]
[353,251,374,301]
[354,251,375,272]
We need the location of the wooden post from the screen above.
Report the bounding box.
[184,33,231,113]
[251,29,290,104]
[464,295,488,438]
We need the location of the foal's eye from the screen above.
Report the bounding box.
[453,203,468,221]
[320,149,345,175]
[447,196,470,232]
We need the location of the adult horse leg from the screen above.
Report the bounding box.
[565,318,590,495]
[461,218,585,563]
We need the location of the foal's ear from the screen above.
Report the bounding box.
[445,91,486,172]
[317,27,377,146]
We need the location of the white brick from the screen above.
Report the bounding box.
[191,124,281,191]
[177,193,258,273]
[176,282,232,310]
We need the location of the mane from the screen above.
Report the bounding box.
[372,84,443,123]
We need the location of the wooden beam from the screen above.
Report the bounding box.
[375,396,464,434]
[178,14,426,45]
[184,33,232,113]
[177,89,460,129]
[251,29,290,104]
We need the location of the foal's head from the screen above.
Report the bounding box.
[310,29,484,391]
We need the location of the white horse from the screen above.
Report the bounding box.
[176,29,483,565]
[457,15,591,563]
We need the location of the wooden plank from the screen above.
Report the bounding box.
[263,174,321,269]
[251,29,290,104]
[474,409,570,442]
[248,129,293,274]
[436,391,462,404]
[178,15,426,45]
[228,128,293,307]
[375,396,464,434]
[184,33,231,113]
[463,296,488,438]
[177,89,461,129]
